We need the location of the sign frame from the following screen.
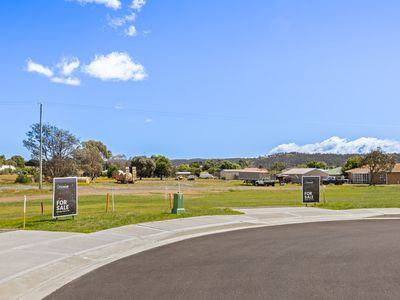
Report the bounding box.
[302,176,320,204]
[52,177,78,218]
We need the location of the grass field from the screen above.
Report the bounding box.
[0,182,400,232]
[2,179,400,233]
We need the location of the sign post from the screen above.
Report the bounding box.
[302,176,320,205]
[53,177,78,219]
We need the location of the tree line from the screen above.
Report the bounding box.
[1,123,397,183]
[6,123,242,182]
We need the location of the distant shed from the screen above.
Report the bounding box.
[220,169,240,180]
[278,168,328,184]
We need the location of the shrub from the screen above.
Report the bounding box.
[15,174,30,184]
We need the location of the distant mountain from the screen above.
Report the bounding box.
[172,152,400,168]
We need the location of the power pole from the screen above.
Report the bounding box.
[39,103,43,190]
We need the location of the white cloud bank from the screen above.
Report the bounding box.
[83,52,147,81]
[269,136,400,154]
[73,0,121,10]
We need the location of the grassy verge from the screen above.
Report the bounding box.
[1,185,400,233]
[0,194,241,233]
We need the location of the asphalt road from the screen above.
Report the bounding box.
[46,220,400,300]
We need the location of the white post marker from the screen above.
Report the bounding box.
[23,194,27,229]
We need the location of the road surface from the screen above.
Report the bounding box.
[46,220,400,300]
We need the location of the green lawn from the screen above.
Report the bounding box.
[2,185,400,233]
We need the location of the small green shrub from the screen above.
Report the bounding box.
[15,174,30,184]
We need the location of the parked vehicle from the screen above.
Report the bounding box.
[322,177,348,185]
[254,179,276,186]
[199,172,215,179]
[188,175,196,181]
[239,170,275,186]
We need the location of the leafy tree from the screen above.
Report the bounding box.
[5,159,17,167]
[10,155,25,168]
[190,162,202,176]
[362,148,396,185]
[25,159,39,167]
[238,159,249,168]
[306,161,327,169]
[342,156,362,173]
[82,140,112,160]
[219,160,241,170]
[106,155,130,170]
[107,165,119,178]
[202,160,217,171]
[74,142,104,180]
[23,123,80,178]
[177,164,191,172]
[270,161,286,173]
[153,155,172,180]
[131,156,156,179]
[295,164,308,168]
[0,155,5,165]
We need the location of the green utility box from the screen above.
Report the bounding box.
[171,192,185,214]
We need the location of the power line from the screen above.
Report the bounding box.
[0,100,251,120]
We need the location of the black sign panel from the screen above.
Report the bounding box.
[302,176,320,204]
[53,177,78,218]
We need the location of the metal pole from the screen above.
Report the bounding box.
[39,103,43,190]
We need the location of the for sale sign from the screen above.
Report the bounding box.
[53,177,78,218]
[302,176,320,204]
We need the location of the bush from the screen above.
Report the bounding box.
[15,174,30,184]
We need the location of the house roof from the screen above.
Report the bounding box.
[220,169,240,173]
[321,167,343,176]
[279,168,328,175]
[346,163,400,174]
[239,168,269,173]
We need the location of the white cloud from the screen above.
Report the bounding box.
[26,59,53,77]
[57,57,80,76]
[125,25,137,36]
[107,12,136,28]
[83,52,147,81]
[72,0,121,10]
[26,57,81,86]
[131,0,146,11]
[145,118,152,123]
[51,76,81,86]
[269,136,400,154]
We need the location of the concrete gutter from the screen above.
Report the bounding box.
[1,207,400,300]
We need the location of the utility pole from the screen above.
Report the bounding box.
[39,103,43,190]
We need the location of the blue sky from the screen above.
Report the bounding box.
[2,0,400,159]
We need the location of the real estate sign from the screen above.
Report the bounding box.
[53,177,78,218]
[302,176,320,204]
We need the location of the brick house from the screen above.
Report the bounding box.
[346,163,400,184]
